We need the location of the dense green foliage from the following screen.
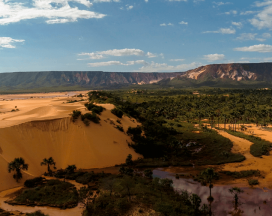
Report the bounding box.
[111,108,123,118]
[220,170,261,179]
[13,179,78,208]
[82,175,209,216]
[84,103,105,115]
[24,177,44,188]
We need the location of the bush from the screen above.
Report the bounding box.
[111,108,123,118]
[24,177,44,188]
[13,180,78,208]
[116,125,124,132]
[248,179,259,186]
[83,118,90,126]
[84,103,104,115]
[72,110,81,120]
[26,211,48,216]
[81,113,100,124]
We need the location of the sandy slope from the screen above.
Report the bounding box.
[0,93,141,191]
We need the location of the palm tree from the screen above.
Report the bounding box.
[41,157,56,175]
[229,187,244,210]
[201,168,217,216]
[8,157,29,182]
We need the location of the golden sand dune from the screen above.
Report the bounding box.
[0,93,141,191]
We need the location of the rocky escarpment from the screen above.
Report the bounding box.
[0,71,183,91]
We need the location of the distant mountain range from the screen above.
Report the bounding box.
[0,63,272,93]
[0,71,183,93]
[153,62,272,88]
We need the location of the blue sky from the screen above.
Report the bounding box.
[0,0,272,72]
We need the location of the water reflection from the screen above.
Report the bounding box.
[153,169,272,216]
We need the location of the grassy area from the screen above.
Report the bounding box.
[222,129,272,157]
[219,170,261,179]
[9,179,78,209]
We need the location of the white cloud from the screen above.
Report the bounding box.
[236,33,257,41]
[127,5,133,10]
[225,10,237,15]
[250,0,272,29]
[88,60,148,67]
[213,2,232,6]
[264,57,272,61]
[160,23,174,26]
[203,54,225,62]
[234,44,272,52]
[79,48,145,59]
[168,0,187,2]
[145,0,148,2]
[179,21,188,25]
[203,27,236,34]
[232,21,242,28]
[0,0,106,25]
[135,62,201,72]
[240,11,258,15]
[263,33,272,38]
[0,37,24,48]
[146,52,157,58]
[170,59,185,62]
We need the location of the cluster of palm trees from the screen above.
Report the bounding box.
[8,157,75,183]
[134,92,272,131]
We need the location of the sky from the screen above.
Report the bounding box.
[1,0,272,73]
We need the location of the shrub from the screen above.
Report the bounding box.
[116,125,124,132]
[111,108,123,118]
[26,211,48,216]
[24,177,44,188]
[83,118,90,126]
[81,113,100,124]
[72,110,81,120]
[248,179,259,186]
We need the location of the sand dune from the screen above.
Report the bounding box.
[0,93,141,191]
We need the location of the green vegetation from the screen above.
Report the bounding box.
[248,179,259,186]
[9,179,78,208]
[26,211,48,216]
[81,113,100,124]
[72,110,81,120]
[41,157,56,176]
[220,170,261,179]
[84,103,105,115]
[24,177,44,188]
[8,157,29,182]
[115,125,124,132]
[111,108,123,118]
[81,174,209,216]
[223,129,272,157]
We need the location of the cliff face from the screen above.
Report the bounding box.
[181,63,272,82]
[0,71,183,90]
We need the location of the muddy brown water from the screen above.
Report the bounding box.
[154,169,272,216]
